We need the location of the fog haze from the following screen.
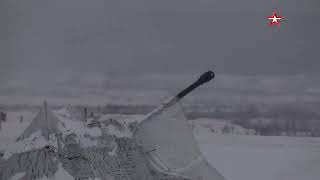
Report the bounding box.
[1,0,319,83]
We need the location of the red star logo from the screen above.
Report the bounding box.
[267,11,282,26]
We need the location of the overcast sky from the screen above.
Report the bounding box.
[1,0,319,83]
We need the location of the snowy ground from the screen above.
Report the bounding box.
[1,111,320,180]
[192,119,320,180]
[196,134,320,180]
[0,111,36,149]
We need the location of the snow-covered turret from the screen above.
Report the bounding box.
[1,71,225,180]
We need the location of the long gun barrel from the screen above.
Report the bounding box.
[133,70,215,132]
[177,71,215,99]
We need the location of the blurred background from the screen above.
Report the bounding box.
[1,0,320,136]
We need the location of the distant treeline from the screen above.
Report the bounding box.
[98,103,320,137]
[186,104,320,137]
[1,102,320,137]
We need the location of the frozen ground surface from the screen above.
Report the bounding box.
[196,134,320,180]
[1,111,320,180]
[0,111,36,149]
[193,119,320,180]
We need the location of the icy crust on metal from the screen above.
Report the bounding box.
[1,137,189,180]
[0,148,58,180]
[0,105,191,180]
